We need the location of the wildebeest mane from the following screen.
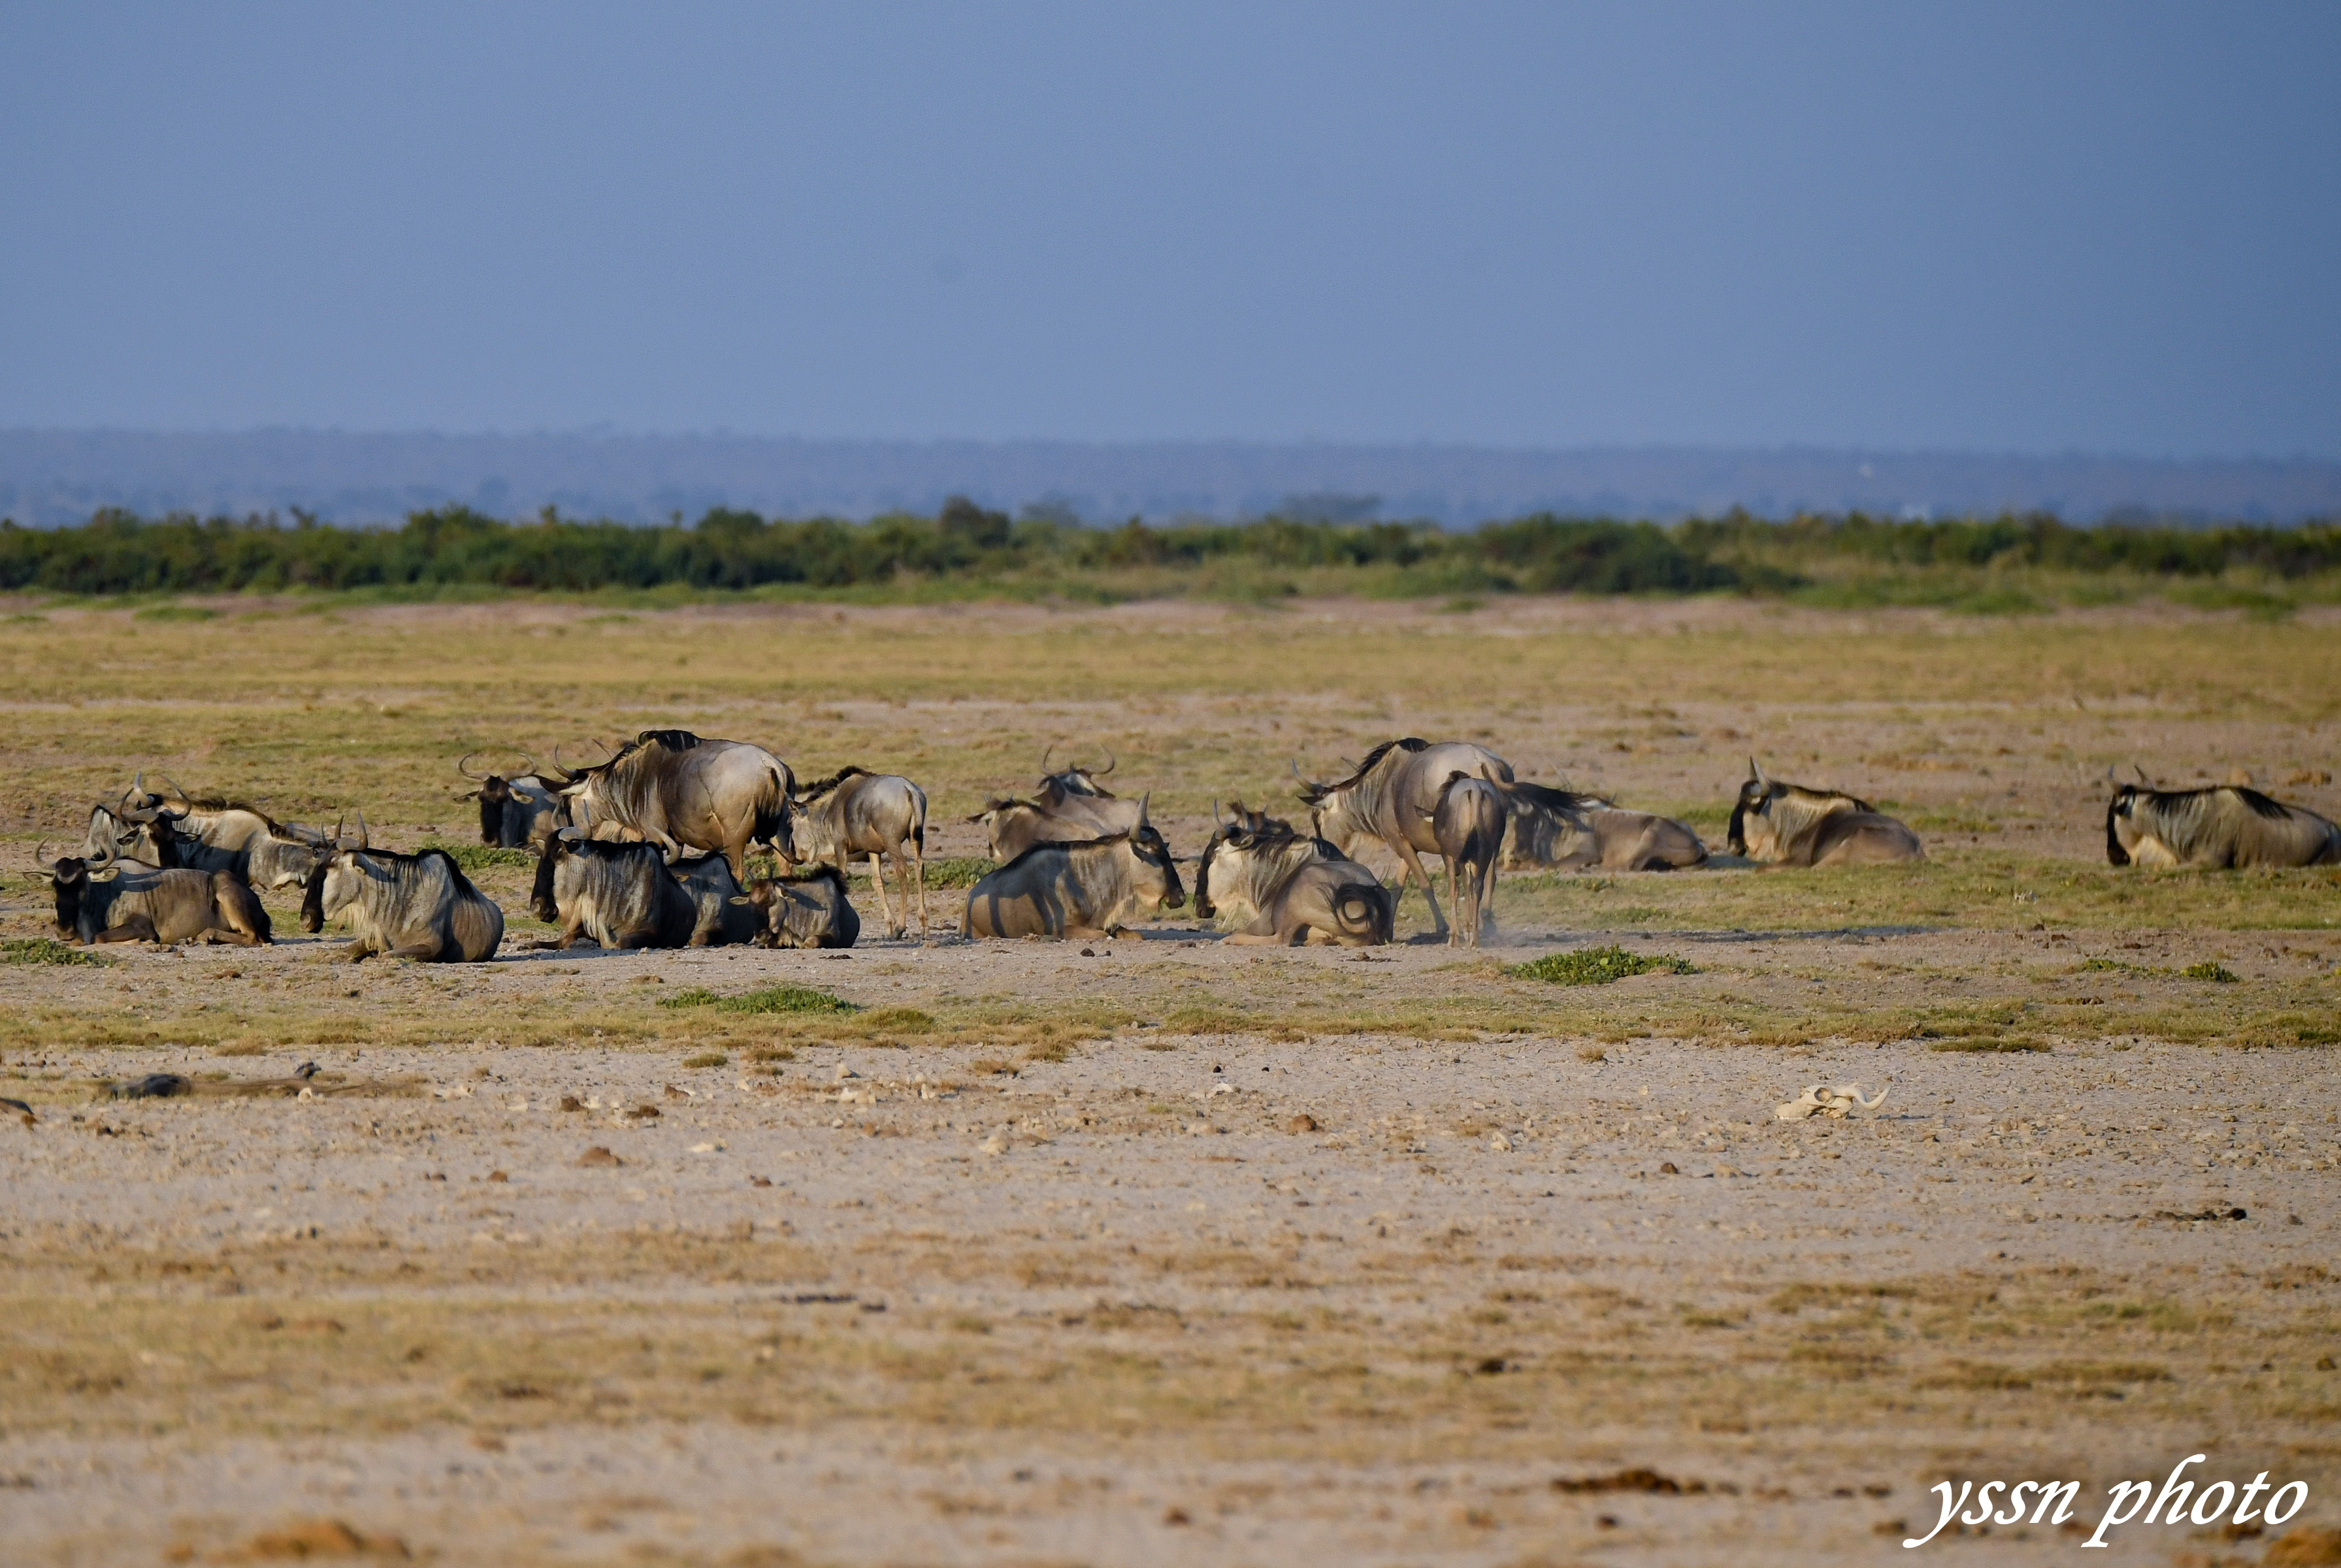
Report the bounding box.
[994,828,1136,873]
[1300,738,1428,803]
[1507,779,1599,815]
[634,728,703,753]
[794,766,871,802]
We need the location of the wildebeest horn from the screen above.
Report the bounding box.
[129,770,146,800]
[1212,798,1224,826]
[457,751,487,781]
[32,840,54,872]
[353,810,370,850]
[87,835,118,874]
[157,772,187,801]
[1095,751,1115,777]
[2131,762,2155,787]
[1137,791,1150,828]
[1749,756,1767,785]
[1040,743,1055,776]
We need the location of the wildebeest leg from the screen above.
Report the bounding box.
[1392,840,1447,937]
[387,940,441,960]
[93,915,161,944]
[889,843,921,940]
[1062,924,1113,941]
[342,939,374,961]
[867,850,900,939]
[206,923,267,947]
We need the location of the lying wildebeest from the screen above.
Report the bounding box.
[738,864,861,949]
[786,767,928,939]
[457,751,574,848]
[1194,802,1392,947]
[2106,779,2341,868]
[39,844,272,946]
[529,833,759,948]
[1497,781,1709,872]
[300,815,504,962]
[1728,760,1923,866]
[558,729,796,875]
[1427,770,1505,948]
[1297,738,1514,938]
[109,773,325,890]
[963,812,1185,939]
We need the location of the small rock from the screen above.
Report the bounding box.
[486,1170,508,1183]
[1163,1507,1191,1526]
[559,1095,584,1113]
[1659,1162,1678,1175]
[1211,1082,1235,1096]
[577,1147,621,1168]
[979,1134,1009,1155]
[1285,1114,1318,1134]
[1489,1132,1513,1152]
[834,1066,859,1082]
[750,1175,772,1188]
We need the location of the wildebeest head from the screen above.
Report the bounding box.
[1194,798,1295,919]
[301,813,372,932]
[1124,799,1187,913]
[530,828,580,921]
[1726,758,1781,857]
[35,849,93,933]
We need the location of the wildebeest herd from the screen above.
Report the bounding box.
[31,731,2341,960]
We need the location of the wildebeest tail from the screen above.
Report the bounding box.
[1332,882,1391,943]
[752,765,794,856]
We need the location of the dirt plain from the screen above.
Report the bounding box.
[1,595,2338,1567]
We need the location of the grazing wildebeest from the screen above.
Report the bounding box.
[457,752,574,847]
[962,813,1186,939]
[110,774,325,890]
[300,817,504,962]
[787,767,928,939]
[39,846,272,946]
[1727,760,1923,867]
[1194,802,1392,947]
[529,833,755,949]
[1296,738,1514,938]
[2105,780,2341,868]
[557,729,796,876]
[1497,781,1709,872]
[1426,770,1505,947]
[738,865,862,949]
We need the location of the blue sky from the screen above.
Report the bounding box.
[2,3,2335,456]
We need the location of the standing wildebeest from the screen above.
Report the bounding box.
[558,730,796,876]
[110,774,325,890]
[529,834,756,949]
[786,768,928,939]
[963,813,1185,939]
[2105,781,2341,868]
[738,865,862,949]
[1727,760,1923,867]
[457,752,574,848]
[39,845,271,946]
[1296,738,1514,939]
[1497,781,1709,872]
[1426,770,1505,947]
[301,817,503,962]
[1194,802,1392,947]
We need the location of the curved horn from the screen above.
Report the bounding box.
[1212,798,1224,826]
[1095,750,1115,777]
[1040,743,1055,777]
[457,751,489,781]
[2131,761,2154,787]
[1137,791,1151,828]
[87,834,118,874]
[129,770,146,801]
[32,839,54,872]
[1750,756,1767,785]
[352,810,370,850]
[157,772,188,802]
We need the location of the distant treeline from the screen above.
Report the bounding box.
[2,500,2336,598]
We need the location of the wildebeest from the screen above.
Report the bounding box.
[1497,781,1709,872]
[39,846,272,946]
[1427,770,1505,947]
[738,865,862,949]
[300,816,504,962]
[557,730,796,876]
[1194,802,1392,947]
[109,774,325,890]
[2105,781,2341,868]
[529,833,757,949]
[457,752,574,847]
[1727,760,1923,867]
[966,751,1146,862]
[1297,738,1514,938]
[963,814,1186,939]
[787,767,928,939]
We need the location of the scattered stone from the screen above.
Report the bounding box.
[1490,1132,1514,1152]
[1552,1467,1712,1495]
[2156,1205,2248,1222]
[1658,1162,1678,1175]
[1162,1507,1191,1526]
[576,1147,621,1168]
[979,1133,1009,1155]
[486,1171,508,1183]
[212,1516,410,1560]
[1775,1083,1888,1121]
[559,1096,583,1113]
[834,1066,859,1082]
[1285,1114,1319,1134]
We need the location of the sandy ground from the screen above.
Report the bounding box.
[5,930,2340,1566]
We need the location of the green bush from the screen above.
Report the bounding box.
[419,840,539,870]
[2,937,103,966]
[1509,945,1695,985]
[661,984,859,1015]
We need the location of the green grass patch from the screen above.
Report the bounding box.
[1926,1036,2050,1053]
[661,984,859,1016]
[2,938,104,966]
[680,1051,728,1068]
[857,1006,936,1034]
[2181,960,2240,983]
[919,857,996,889]
[419,840,541,871]
[1509,945,1695,986]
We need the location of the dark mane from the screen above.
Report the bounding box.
[778,863,848,889]
[634,728,703,753]
[1507,779,1597,814]
[1302,737,1428,801]
[994,829,1138,872]
[795,766,871,802]
[2231,785,2291,821]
